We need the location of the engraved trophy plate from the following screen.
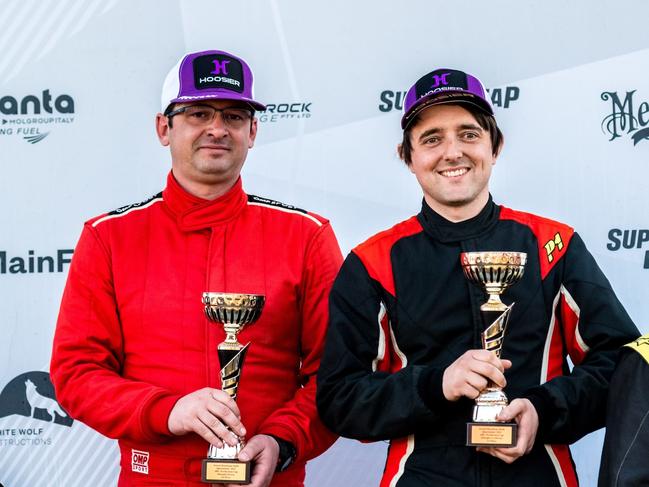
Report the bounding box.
[201,292,265,484]
[460,251,526,447]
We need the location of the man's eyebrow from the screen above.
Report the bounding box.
[418,128,441,141]
[458,123,483,131]
[417,124,484,142]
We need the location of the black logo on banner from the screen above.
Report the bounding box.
[378,86,520,113]
[0,249,73,274]
[258,102,312,123]
[0,371,72,427]
[607,228,649,269]
[0,89,75,144]
[601,90,649,145]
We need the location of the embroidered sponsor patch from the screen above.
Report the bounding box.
[193,53,244,93]
[543,232,564,263]
[247,194,306,213]
[131,449,149,474]
[109,192,162,216]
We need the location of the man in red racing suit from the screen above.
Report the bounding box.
[51,49,341,486]
[316,67,638,486]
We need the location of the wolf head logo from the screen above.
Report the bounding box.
[0,372,73,426]
[24,378,68,422]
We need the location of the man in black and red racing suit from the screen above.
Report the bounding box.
[316,67,639,487]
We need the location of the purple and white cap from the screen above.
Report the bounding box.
[401,68,493,129]
[160,49,266,113]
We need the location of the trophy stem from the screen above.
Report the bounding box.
[482,293,505,311]
[223,328,240,347]
[202,292,265,484]
[460,251,526,448]
[218,343,250,401]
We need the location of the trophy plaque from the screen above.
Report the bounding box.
[460,251,526,448]
[201,292,265,484]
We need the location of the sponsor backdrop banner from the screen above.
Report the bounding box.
[1,1,647,485]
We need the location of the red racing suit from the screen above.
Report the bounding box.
[51,172,342,486]
[317,197,639,487]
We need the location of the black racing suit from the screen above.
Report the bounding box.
[317,197,639,487]
[598,334,649,487]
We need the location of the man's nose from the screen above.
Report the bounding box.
[441,137,462,160]
[205,111,228,136]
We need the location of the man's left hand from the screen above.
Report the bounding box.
[223,434,280,487]
[476,398,539,464]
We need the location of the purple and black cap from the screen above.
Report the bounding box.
[401,68,493,129]
[160,49,266,114]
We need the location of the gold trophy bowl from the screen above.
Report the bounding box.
[460,251,526,447]
[201,292,265,484]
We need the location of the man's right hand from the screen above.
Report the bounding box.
[442,350,512,401]
[167,388,246,448]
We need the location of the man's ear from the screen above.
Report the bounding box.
[248,117,258,149]
[155,113,170,147]
[493,134,505,159]
[397,143,415,173]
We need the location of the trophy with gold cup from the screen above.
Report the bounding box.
[201,292,265,484]
[460,251,526,448]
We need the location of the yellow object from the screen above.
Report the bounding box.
[625,334,649,364]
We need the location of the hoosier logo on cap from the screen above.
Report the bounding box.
[193,54,244,93]
[415,69,468,99]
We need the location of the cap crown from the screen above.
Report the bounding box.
[160,50,266,113]
[401,68,493,129]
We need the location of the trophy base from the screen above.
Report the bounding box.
[202,458,251,484]
[466,421,517,447]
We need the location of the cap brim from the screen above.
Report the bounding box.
[402,92,493,129]
[168,93,266,112]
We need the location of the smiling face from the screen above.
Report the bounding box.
[406,103,500,222]
[156,99,257,200]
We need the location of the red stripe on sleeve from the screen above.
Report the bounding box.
[559,291,587,365]
[353,217,423,297]
[546,305,565,382]
[374,305,393,373]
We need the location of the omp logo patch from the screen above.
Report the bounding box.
[131,449,150,474]
[544,232,564,263]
